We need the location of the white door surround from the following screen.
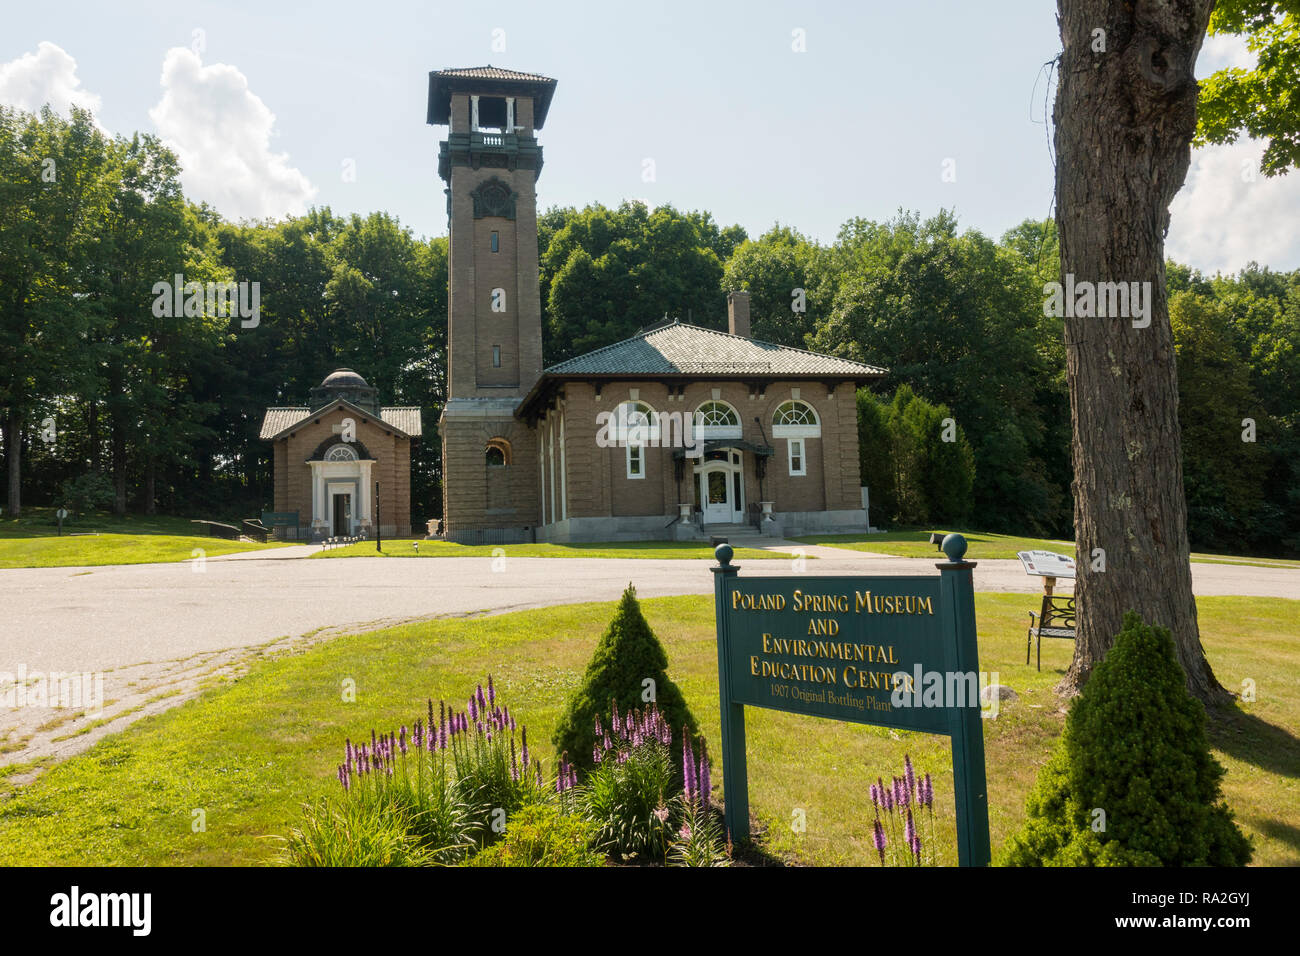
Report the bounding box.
[309,456,373,536]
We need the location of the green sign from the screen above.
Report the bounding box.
[261,511,299,527]
[711,533,991,866]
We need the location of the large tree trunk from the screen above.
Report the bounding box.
[4,409,20,517]
[1055,0,1229,705]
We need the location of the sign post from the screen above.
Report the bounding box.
[56,507,68,536]
[712,532,991,866]
[374,481,382,552]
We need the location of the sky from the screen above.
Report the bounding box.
[1,0,1296,275]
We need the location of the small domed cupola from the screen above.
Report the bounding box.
[309,367,381,413]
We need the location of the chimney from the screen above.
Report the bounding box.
[727,290,751,338]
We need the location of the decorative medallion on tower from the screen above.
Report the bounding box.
[470,177,518,219]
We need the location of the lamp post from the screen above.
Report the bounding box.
[375,481,382,552]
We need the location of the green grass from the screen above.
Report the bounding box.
[313,538,796,560]
[795,530,1075,561]
[0,508,289,568]
[795,529,1300,568]
[0,534,288,569]
[0,593,1294,867]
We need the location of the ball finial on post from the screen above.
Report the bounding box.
[714,543,734,566]
[941,533,969,563]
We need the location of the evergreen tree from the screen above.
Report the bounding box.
[1001,612,1252,866]
[553,584,699,775]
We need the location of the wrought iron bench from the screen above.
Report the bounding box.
[1027,592,1076,671]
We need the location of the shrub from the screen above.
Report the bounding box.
[59,472,114,518]
[279,799,435,867]
[1000,611,1252,867]
[468,804,603,867]
[552,584,699,775]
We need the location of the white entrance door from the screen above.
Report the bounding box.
[697,448,745,524]
[702,468,731,524]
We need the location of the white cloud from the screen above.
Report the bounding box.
[1197,32,1255,77]
[0,41,103,119]
[1168,138,1300,274]
[148,47,316,221]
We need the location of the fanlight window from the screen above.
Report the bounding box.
[324,444,358,462]
[771,400,821,438]
[773,401,818,427]
[696,401,740,428]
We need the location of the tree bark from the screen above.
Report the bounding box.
[110,416,127,517]
[1055,0,1229,705]
[4,409,20,517]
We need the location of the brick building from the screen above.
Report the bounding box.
[430,66,885,543]
[259,369,421,539]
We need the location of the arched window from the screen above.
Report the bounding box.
[324,443,358,462]
[486,438,511,510]
[694,400,742,438]
[772,400,821,438]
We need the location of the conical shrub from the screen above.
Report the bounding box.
[553,584,699,775]
[1001,611,1251,866]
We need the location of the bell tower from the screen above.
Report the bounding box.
[428,66,557,540]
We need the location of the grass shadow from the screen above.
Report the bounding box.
[1208,706,1300,780]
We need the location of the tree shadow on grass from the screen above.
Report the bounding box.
[1207,706,1300,780]
[1245,817,1300,858]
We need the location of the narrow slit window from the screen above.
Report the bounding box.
[490,231,499,253]
[492,345,501,368]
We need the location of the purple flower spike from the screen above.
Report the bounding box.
[700,751,711,808]
[924,774,933,809]
[476,684,486,709]
[904,754,916,801]
[872,819,887,864]
[399,726,408,756]
[487,675,496,706]
[905,807,916,853]
[683,731,697,803]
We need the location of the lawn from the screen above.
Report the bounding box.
[0,592,1293,867]
[796,529,1300,568]
[795,530,1076,561]
[313,538,796,560]
[0,508,291,568]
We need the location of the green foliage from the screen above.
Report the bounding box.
[812,212,1063,535]
[58,473,115,516]
[1197,3,1300,176]
[279,798,436,867]
[1001,612,1253,867]
[669,798,729,867]
[721,224,825,346]
[857,385,975,526]
[541,201,743,362]
[581,732,675,861]
[468,803,603,867]
[552,584,699,775]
